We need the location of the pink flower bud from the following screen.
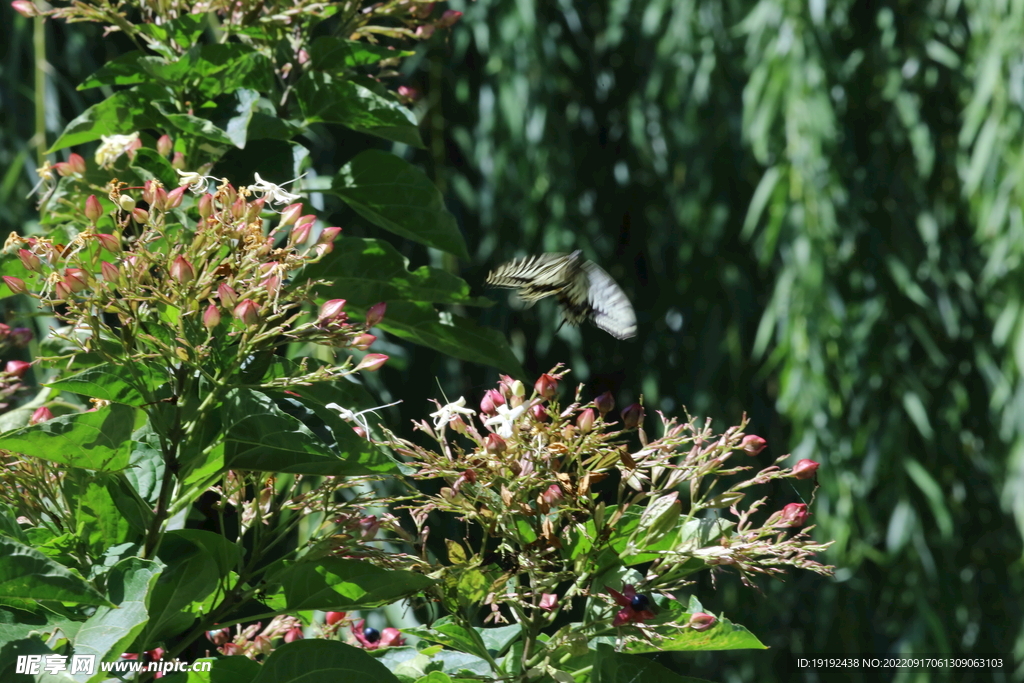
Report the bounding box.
[254,634,272,655]
[220,642,241,656]
[85,195,103,223]
[365,302,386,327]
[534,373,558,399]
[318,227,342,244]
[63,268,88,293]
[595,391,615,415]
[791,459,819,480]
[126,136,142,159]
[314,242,333,258]
[352,333,376,351]
[279,203,303,226]
[576,408,595,433]
[485,433,507,455]
[3,276,27,295]
[169,256,195,285]
[416,24,436,38]
[779,502,809,527]
[171,152,186,170]
[18,249,41,272]
[54,280,71,300]
[740,434,767,456]
[355,353,388,372]
[198,193,214,219]
[320,299,347,322]
[67,153,86,175]
[30,406,53,425]
[6,360,31,377]
[217,283,238,308]
[10,328,32,345]
[96,234,120,253]
[436,9,462,27]
[12,1,38,18]
[157,134,173,157]
[132,207,149,223]
[539,593,559,612]
[359,515,381,540]
[290,221,312,246]
[530,403,548,422]
[620,403,644,430]
[233,300,260,325]
[689,612,716,632]
[397,85,422,102]
[326,611,347,626]
[166,185,187,209]
[141,180,156,205]
[100,261,119,283]
[540,484,563,506]
[297,214,316,227]
[0,323,9,339]
[55,161,75,177]
[283,627,304,643]
[353,425,367,439]
[261,274,281,298]
[203,304,222,330]
[480,389,505,415]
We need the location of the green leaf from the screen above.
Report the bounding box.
[49,90,161,153]
[402,617,491,662]
[309,37,414,70]
[279,558,434,611]
[137,13,207,54]
[45,362,168,406]
[592,643,715,682]
[169,529,242,579]
[331,150,468,259]
[63,470,151,556]
[191,45,274,97]
[622,610,766,653]
[223,89,261,148]
[71,557,160,678]
[251,640,401,683]
[129,147,180,188]
[477,624,521,657]
[144,532,222,643]
[306,237,492,307]
[0,403,138,472]
[153,101,236,147]
[162,657,259,683]
[376,301,524,377]
[297,71,423,148]
[78,51,148,90]
[222,389,395,475]
[0,536,109,605]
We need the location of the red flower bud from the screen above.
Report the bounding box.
[279,203,303,227]
[314,242,333,258]
[217,283,238,308]
[620,403,644,430]
[534,373,558,399]
[96,234,120,253]
[67,153,86,175]
[779,502,809,527]
[740,434,767,456]
[436,9,462,27]
[791,459,819,480]
[689,612,716,632]
[166,185,187,209]
[233,300,260,325]
[141,180,156,205]
[540,484,563,506]
[85,195,103,223]
[261,274,281,298]
[10,328,32,345]
[539,593,558,612]
[318,227,342,244]
[355,353,388,372]
[220,642,241,656]
[595,391,615,415]
[485,433,507,455]
[530,403,548,422]
[365,302,386,327]
[30,406,53,425]
[18,249,41,272]
[157,134,173,157]
[320,299,347,322]
[169,256,195,285]
[203,304,222,330]
[290,221,312,246]
[132,207,149,223]
[6,360,31,377]
[198,193,214,219]
[3,276,27,295]
[283,627,304,643]
[576,408,595,433]
[64,268,88,293]
[100,261,119,283]
[416,24,436,38]
[53,162,72,177]
[54,280,72,300]
[480,389,505,415]
[352,333,376,351]
[326,611,347,626]
[0,323,9,339]
[12,1,39,18]
[397,85,422,102]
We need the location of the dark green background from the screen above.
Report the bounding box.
[2,0,1021,681]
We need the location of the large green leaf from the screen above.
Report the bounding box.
[143,532,221,643]
[278,558,434,611]
[63,470,151,557]
[49,90,161,153]
[251,640,401,683]
[296,71,423,148]
[376,301,524,377]
[306,237,491,307]
[222,389,394,475]
[153,101,236,147]
[78,51,148,90]
[309,37,414,70]
[401,617,492,662]
[0,537,108,605]
[45,362,168,406]
[0,403,139,472]
[591,643,714,683]
[331,150,469,259]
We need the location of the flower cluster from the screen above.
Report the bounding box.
[391,367,833,647]
[205,615,304,659]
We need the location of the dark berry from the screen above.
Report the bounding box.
[630,594,650,611]
[363,626,381,643]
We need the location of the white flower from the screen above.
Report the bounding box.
[95,133,140,169]
[326,400,401,433]
[484,403,526,439]
[429,396,476,431]
[246,172,304,207]
[176,169,219,194]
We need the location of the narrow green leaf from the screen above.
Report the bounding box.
[331,150,468,258]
